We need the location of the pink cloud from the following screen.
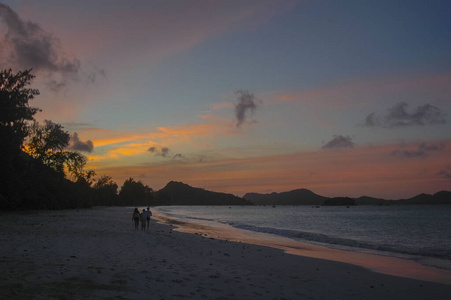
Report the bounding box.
[19,1,298,70]
[266,72,451,109]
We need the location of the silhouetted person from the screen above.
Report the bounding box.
[140,209,147,230]
[132,208,140,230]
[145,207,152,229]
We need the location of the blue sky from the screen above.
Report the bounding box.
[1,0,450,198]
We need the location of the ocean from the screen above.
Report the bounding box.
[154,205,451,271]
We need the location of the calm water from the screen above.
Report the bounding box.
[154,205,451,270]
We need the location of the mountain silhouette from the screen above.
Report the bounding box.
[244,189,451,205]
[354,196,390,205]
[396,191,451,205]
[154,181,252,205]
[323,197,355,206]
[244,189,328,205]
[152,182,451,206]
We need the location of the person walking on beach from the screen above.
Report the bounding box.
[132,208,140,230]
[145,207,152,229]
[140,209,147,230]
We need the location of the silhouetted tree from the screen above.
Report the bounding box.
[0,69,40,154]
[118,178,153,206]
[65,152,96,184]
[1,69,40,206]
[93,175,119,205]
[25,120,95,182]
[0,69,95,210]
[25,120,70,173]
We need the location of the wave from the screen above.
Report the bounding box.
[160,211,215,223]
[229,223,451,260]
[156,207,451,261]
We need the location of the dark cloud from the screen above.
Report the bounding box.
[322,135,354,150]
[148,145,180,159]
[391,142,445,159]
[391,149,426,158]
[234,90,262,128]
[86,67,107,84]
[418,142,445,152]
[0,4,80,75]
[148,146,157,153]
[364,102,446,128]
[172,153,184,159]
[437,170,451,179]
[161,147,169,157]
[68,132,94,153]
[364,113,378,127]
[47,79,68,92]
[0,4,105,90]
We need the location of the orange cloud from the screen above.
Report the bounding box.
[88,122,227,149]
[87,143,150,162]
[92,135,148,148]
[109,147,145,157]
[85,121,235,165]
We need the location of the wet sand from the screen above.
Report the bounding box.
[154,213,451,285]
[0,207,450,299]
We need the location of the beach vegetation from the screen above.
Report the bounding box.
[118,178,153,206]
[0,69,158,210]
[0,69,40,154]
[0,70,93,209]
[24,120,94,182]
[93,175,119,206]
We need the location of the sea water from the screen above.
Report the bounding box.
[154,205,451,270]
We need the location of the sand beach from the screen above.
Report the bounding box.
[1,207,450,300]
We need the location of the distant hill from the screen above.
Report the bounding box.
[244,188,451,206]
[354,196,391,205]
[323,197,355,206]
[153,182,451,206]
[154,181,252,205]
[243,189,328,205]
[396,191,451,205]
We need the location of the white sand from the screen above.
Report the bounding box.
[1,207,450,300]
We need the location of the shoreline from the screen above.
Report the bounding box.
[153,212,451,286]
[1,207,451,299]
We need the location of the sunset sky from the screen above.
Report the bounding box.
[1,0,450,199]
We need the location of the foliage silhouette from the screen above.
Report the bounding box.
[118,178,153,206]
[0,69,40,153]
[0,69,101,209]
[93,175,119,206]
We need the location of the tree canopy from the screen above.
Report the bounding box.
[119,178,153,206]
[0,69,40,154]
[93,175,119,206]
[0,69,154,210]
